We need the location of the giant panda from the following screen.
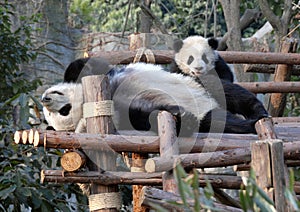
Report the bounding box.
[170,35,235,82]
[170,35,269,121]
[42,62,262,135]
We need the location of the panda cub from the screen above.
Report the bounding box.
[170,35,269,122]
[170,35,235,82]
[42,61,262,135]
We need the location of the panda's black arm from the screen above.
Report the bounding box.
[197,75,269,120]
[200,108,257,134]
[221,80,269,120]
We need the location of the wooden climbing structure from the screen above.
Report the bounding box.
[14,34,300,211]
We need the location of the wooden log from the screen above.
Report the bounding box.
[244,64,300,75]
[219,51,300,65]
[140,186,243,212]
[41,170,162,185]
[158,111,179,193]
[145,147,252,173]
[251,141,273,200]
[131,152,148,212]
[268,38,297,117]
[14,131,21,144]
[28,129,34,144]
[14,130,300,159]
[234,160,300,171]
[236,81,300,93]
[82,75,119,212]
[89,50,300,65]
[270,141,286,211]
[41,170,242,188]
[89,50,173,65]
[255,117,277,139]
[61,150,86,172]
[145,142,300,173]
[213,187,241,208]
[40,170,300,194]
[22,130,28,144]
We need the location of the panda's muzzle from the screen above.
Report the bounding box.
[41,96,52,103]
[41,96,53,108]
[191,67,204,76]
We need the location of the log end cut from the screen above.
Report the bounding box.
[61,150,86,172]
[145,159,156,173]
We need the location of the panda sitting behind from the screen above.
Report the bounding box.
[170,35,235,82]
[170,35,269,121]
[42,59,266,135]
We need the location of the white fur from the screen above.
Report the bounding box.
[42,83,83,131]
[111,63,218,121]
[175,36,218,77]
[42,62,218,132]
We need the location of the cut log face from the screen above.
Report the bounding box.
[61,150,86,172]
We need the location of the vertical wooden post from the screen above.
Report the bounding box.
[131,153,148,212]
[268,38,297,116]
[252,117,287,211]
[158,111,179,193]
[82,75,120,212]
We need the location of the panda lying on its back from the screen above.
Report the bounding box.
[170,35,269,121]
[42,61,263,135]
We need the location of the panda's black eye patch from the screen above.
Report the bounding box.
[50,91,64,95]
[202,54,209,64]
[59,103,72,116]
[187,56,194,65]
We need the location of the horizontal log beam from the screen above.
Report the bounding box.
[15,129,254,152]
[41,170,162,185]
[41,170,300,195]
[145,141,300,172]
[237,82,300,93]
[41,170,244,189]
[15,123,300,153]
[90,50,300,65]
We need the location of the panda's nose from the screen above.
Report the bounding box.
[41,96,52,103]
[195,67,203,72]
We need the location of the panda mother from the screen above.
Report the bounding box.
[42,39,268,136]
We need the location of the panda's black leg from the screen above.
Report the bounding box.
[199,108,257,134]
[222,81,269,120]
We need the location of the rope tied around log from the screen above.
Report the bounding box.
[88,192,122,211]
[133,47,156,63]
[83,100,114,118]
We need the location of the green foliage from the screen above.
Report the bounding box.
[239,169,276,212]
[150,165,217,211]
[69,0,133,32]
[69,0,228,38]
[0,1,88,211]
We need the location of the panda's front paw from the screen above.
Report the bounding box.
[176,111,199,137]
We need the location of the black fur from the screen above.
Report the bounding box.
[195,74,269,121]
[58,103,72,116]
[64,57,111,83]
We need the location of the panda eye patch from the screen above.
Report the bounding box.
[50,91,64,95]
[187,56,194,65]
[202,54,209,64]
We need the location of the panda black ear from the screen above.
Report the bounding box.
[173,39,184,53]
[208,37,219,50]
